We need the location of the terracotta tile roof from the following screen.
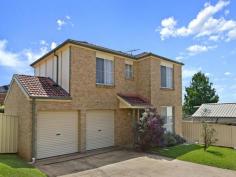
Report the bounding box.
[15,75,71,99]
[117,93,152,107]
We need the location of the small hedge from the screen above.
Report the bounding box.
[0,105,4,113]
[163,132,186,147]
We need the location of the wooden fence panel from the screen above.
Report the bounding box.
[232,126,236,148]
[0,113,18,153]
[182,121,236,148]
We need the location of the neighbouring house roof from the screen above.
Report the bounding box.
[14,74,71,99]
[31,39,184,67]
[0,85,9,104]
[0,85,10,93]
[117,93,152,109]
[192,103,236,118]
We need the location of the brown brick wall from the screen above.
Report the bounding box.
[5,44,182,160]
[36,46,182,151]
[149,57,182,135]
[4,81,32,161]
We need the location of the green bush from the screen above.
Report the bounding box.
[174,134,186,144]
[0,106,4,113]
[163,132,186,147]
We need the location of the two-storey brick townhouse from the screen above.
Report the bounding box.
[4,39,183,161]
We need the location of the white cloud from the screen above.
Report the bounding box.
[175,56,184,61]
[158,0,236,41]
[186,44,217,55]
[56,15,73,30]
[66,15,71,20]
[205,72,212,77]
[40,40,48,46]
[0,39,53,74]
[56,19,66,30]
[226,28,236,41]
[209,35,220,41]
[183,67,202,79]
[50,42,57,49]
[0,40,21,67]
[224,71,231,76]
[224,9,230,16]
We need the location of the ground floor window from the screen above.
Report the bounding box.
[160,106,174,133]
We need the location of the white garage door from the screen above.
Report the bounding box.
[37,111,78,159]
[86,110,114,150]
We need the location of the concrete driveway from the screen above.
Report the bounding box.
[36,149,236,177]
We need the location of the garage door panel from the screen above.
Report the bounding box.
[37,111,78,159]
[86,110,114,150]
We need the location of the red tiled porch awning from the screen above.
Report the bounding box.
[117,93,152,109]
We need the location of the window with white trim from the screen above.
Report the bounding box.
[160,106,173,133]
[125,64,133,80]
[96,58,114,85]
[161,65,173,88]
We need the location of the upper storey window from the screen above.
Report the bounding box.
[160,65,173,89]
[96,58,114,85]
[125,64,133,80]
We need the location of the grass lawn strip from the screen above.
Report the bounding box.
[151,144,236,171]
[0,154,46,177]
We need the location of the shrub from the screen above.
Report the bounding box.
[135,108,165,151]
[163,132,177,146]
[163,132,186,147]
[201,122,218,151]
[174,134,186,144]
[0,106,4,113]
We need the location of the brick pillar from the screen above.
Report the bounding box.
[79,109,86,152]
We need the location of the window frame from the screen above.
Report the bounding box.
[96,57,114,86]
[160,65,174,89]
[125,63,133,80]
[160,106,174,133]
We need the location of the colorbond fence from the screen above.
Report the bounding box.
[0,113,18,153]
[182,121,236,148]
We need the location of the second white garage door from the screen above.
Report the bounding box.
[86,110,114,150]
[37,111,78,159]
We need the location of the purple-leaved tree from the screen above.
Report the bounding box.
[135,108,165,151]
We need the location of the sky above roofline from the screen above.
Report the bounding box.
[0,0,236,102]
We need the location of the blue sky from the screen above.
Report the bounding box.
[0,0,236,102]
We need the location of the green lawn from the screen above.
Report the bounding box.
[151,144,236,170]
[0,154,46,177]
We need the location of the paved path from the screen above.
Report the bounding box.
[37,150,236,177]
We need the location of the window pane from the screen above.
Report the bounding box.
[104,59,114,85]
[125,64,133,79]
[161,66,166,87]
[160,107,167,124]
[166,67,173,88]
[161,106,173,132]
[96,58,104,84]
[161,66,173,88]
